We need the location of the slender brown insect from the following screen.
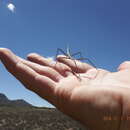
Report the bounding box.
[55,47,97,79]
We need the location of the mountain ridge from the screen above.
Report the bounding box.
[0,93,32,107]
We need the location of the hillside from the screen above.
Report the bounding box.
[0,93,32,107]
[0,93,87,130]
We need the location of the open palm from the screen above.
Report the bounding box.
[0,48,130,130]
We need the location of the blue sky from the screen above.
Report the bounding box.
[0,0,130,107]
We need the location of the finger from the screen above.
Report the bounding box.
[118,61,130,71]
[56,55,94,73]
[27,53,73,77]
[17,56,63,82]
[0,48,56,104]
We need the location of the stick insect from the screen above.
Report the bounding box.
[55,47,97,79]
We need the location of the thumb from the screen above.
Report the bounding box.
[118,61,130,71]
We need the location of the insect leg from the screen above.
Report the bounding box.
[71,52,82,58]
[69,57,81,79]
[77,57,97,69]
[76,57,99,79]
[55,48,68,67]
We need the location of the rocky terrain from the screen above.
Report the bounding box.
[0,93,87,130]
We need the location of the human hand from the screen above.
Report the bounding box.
[0,48,130,130]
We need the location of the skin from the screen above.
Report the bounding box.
[0,48,130,130]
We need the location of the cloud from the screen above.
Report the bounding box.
[47,56,55,61]
[7,3,15,13]
[46,56,56,65]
